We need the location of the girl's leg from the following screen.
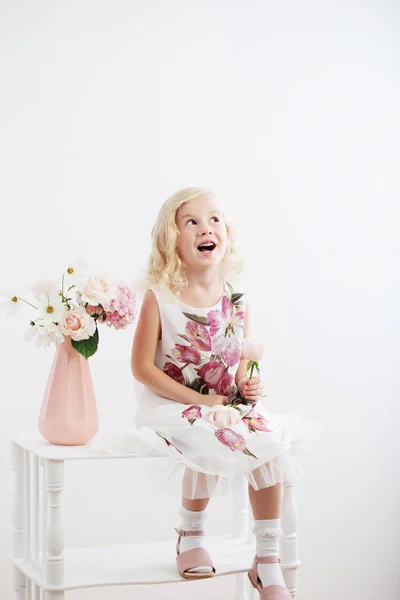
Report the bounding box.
[182,496,209,511]
[177,468,213,574]
[248,474,288,591]
[248,481,282,519]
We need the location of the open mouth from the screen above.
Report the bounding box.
[197,242,216,253]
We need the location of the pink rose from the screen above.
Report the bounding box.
[172,344,201,365]
[197,360,225,389]
[241,338,264,362]
[205,405,241,427]
[59,306,96,341]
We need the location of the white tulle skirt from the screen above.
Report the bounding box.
[133,381,316,500]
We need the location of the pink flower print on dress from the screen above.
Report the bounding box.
[181,405,202,425]
[197,360,225,389]
[215,369,234,396]
[163,362,185,384]
[215,428,257,458]
[205,405,241,427]
[172,344,201,365]
[185,321,211,351]
[243,409,272,433]
[208,296,245,367]
[155,431,183,454]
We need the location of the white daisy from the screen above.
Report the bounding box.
[64,259,89,288]
[25,322,65,347]
[36,292,65,325]
[0,290,22,317]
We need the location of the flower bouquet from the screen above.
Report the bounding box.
[1,260,137,358]
[1,260,137,445]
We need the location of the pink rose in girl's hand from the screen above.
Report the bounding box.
[60,306,96,341]
[205,405,241,427]
[241,338,264,362]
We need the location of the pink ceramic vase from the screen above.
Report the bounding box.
[39,335,99,445]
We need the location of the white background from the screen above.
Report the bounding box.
[0,1,399,598]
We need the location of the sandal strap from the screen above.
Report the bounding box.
[256,555,280,564]
[249,554,281,588]
[174,528,205,554]
[174,528,205,537]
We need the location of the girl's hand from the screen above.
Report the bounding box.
[237,376,263,403]
[202,394,229,407]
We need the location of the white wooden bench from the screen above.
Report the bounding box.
[8,430,300,599]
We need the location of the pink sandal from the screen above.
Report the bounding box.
[248,555,291,599]
[174,528,216,579]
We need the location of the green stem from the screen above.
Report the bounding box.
[18,297,38,310]
[249,361,255,380]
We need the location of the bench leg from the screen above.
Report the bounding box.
[43,460,65,591]
[12,566,26,600]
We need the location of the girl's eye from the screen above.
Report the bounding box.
[211,216,220,223]
[187,219,197,225]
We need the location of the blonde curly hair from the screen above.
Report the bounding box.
[143,187,244,295]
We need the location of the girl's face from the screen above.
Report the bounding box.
[175,194,228,272]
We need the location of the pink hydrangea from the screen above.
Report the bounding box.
[104,283,136,330]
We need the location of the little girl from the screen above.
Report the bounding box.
[131,187,299,599]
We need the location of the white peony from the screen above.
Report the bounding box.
[80,275,115,311]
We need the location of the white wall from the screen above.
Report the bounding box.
[1,1,399,598]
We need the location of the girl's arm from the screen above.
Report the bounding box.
[131,290,209,406]
[235,300,250,385]
[235,301,263,402]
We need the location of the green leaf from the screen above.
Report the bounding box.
[231,293,244,305]
[71,328,99,359]
[226,281,234,298]
[182,312,210,326]
[165,354,181,366]
[189,377,209,394]
[176,334,191,343]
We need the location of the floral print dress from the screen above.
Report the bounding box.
[133,281,300,499]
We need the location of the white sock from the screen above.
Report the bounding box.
[253,518,286,588]
[177,506,212,574]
